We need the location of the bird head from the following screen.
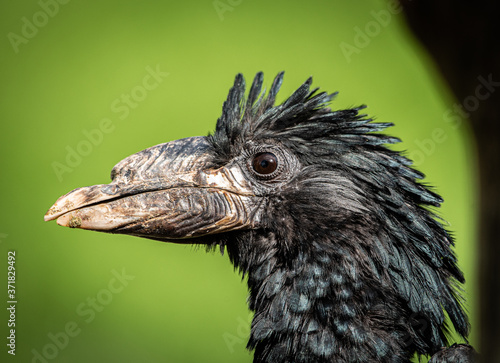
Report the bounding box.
[44,73,385,247]
[45,72,469,361]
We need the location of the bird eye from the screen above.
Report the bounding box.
[252,152,278,176]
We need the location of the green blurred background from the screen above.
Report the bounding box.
[0,0,477,362]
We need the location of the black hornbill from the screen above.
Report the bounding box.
[45,73,477,362]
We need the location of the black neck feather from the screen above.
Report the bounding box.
[226,223,465,363]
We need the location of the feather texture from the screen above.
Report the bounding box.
[208,72,472,362]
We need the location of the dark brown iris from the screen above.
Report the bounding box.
[252,152,278,175]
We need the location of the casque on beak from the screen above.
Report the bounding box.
[44,136,258,242]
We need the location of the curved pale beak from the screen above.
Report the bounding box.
[44,137,258,242]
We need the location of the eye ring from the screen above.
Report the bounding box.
[251,152,279,178]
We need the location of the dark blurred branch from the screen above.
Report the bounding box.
[399,1,500,362]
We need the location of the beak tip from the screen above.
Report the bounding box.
[44,206,59,222]
[56,214,82,228]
